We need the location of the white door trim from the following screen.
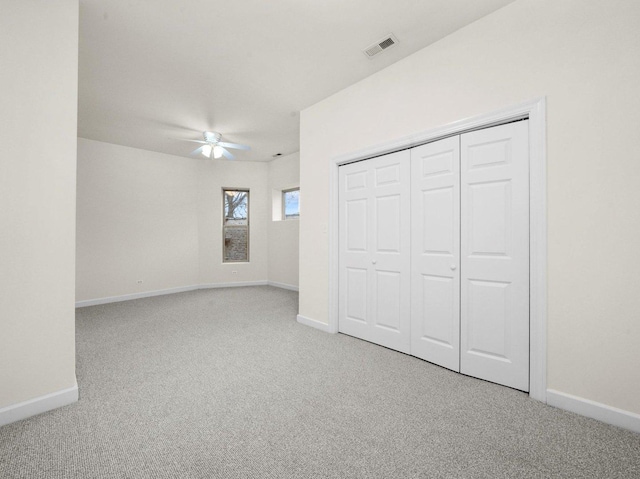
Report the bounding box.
[328,97,547,402]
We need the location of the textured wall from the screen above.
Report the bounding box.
[76,140,272,300]
[0,0,78,409]
[76,139,201,301]
[268,153,300,289]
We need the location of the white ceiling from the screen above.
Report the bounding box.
[78,0,516,162]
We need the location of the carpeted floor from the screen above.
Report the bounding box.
[1,286,639,478]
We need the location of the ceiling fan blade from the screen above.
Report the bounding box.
[190,146,205,156]
[218,141,250,151]
[180,139,208,144]
[221,147,235,160]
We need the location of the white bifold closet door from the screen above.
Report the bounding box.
[459,121,529,391]
[410,136,461,371]
[338,150,411,354]
[410,121,529,390]
[339,120,530,391]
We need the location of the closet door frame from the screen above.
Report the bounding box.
[328,98,548,403]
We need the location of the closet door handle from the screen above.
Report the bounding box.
[372,260,377,265]
[450,264,457,271]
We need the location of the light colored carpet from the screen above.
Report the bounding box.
[1,286,639,478]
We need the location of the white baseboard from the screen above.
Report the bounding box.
[76,281,272,308]
[0,381,78,427]
[199,280,268,289]
[547,389,640,434]
[297,314,332,333]
[267,281,299,292]
[76,285,201,307]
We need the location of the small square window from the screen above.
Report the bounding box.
[282,188,300,220]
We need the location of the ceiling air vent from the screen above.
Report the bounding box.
[363,33,398,58]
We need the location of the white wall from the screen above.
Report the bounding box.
[299,0,640,415]
[76,140,272,300]
[197,160,269,285]
[76,139,201,301]
[268,153,300,289]
[0,1,78,409]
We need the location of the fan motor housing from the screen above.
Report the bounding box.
[204,131,221,143]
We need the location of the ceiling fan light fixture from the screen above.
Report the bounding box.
[183,131,249,160]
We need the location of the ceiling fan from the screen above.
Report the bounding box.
[183,131,250,160]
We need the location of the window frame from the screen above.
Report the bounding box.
[282,187,300,220]
[222,188,250,263]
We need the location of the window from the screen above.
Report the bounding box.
[223,189,249,262]
[282,188,300,220]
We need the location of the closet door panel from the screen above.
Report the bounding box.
[369,152,411,352]
[339,163,371,340]
[460,121,530,391]
[410,137,460,371]
[345,267,367,323]
[339,151,411,354]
